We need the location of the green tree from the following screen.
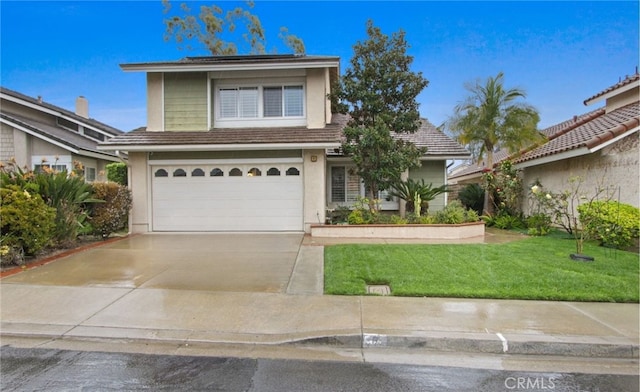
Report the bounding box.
[163,0,305,55]
[331,20,429,211]
[446,72,542,214]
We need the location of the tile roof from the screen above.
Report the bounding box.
[393,119,470,157]
[584,73,640,105]
[0,87,124,136]
[514,101,639,164]
[449,103,639,179]
[1,113,119,158]
[99,116,346,150]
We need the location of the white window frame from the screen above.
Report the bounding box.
[213,79,306,128]
[85,167,97,182]
[327,163,399,210]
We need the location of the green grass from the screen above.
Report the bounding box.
[324,233,639,302]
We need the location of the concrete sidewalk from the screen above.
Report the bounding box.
[1,234,638,359]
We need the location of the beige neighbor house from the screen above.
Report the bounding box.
[449,73,639,212]
[98,54,469,233]
[0,87,124,182]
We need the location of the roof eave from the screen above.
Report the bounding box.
[584,79,640,106]
[98,142,341,152]
[120,59,340,73]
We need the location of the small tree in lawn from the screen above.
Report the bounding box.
[331,20,429,212]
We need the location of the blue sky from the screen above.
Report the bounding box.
[1,1,638,132]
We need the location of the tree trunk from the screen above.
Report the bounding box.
[483,150,495,216]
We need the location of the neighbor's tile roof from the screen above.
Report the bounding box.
[394,119,470,157]
[584,73,640,105]
[0,87,124,136]
[514,101,639,164]
[448,102,639,180]
[1,113,118,157]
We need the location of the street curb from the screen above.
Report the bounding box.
[2,329,637,359]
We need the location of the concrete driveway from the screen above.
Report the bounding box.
[1,234,305,293]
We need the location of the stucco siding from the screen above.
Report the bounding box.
[306,68,327,128]
[409,160,447,212]
[128,152,150,233]
[521,133,639,215]
[304,149,326,231]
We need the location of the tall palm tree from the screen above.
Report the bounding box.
[447,72,543,213]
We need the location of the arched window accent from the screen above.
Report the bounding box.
[210,168,224,177]
[267,167,281,176]
[173,168,187,177]
[192,168,205,177]
[286,167,300,176]
[229,168,242,177]
[154,169,168,177]
[248,167,262,177]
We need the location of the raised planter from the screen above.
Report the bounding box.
[310,222,485,240]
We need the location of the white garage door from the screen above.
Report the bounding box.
[151,161,303,231]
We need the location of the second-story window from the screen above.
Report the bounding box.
[216,84,304,121]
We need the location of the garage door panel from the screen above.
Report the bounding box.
[152,163,303,231]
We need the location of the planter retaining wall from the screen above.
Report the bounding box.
[310,222,485,239]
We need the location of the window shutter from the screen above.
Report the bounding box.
[219,89,237,118]
[238,87,258,118]
[284,86,303,116]
[263,87,282,117]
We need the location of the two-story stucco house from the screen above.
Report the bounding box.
[99,54,469,233]
[1,87,124,182]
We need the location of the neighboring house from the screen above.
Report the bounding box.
[99,54,469,233]
[449,73,640,211]
[0,87,125,182]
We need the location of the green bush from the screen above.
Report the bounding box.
[106,162,128,185]
[526,213,552,236]
[89,182,132,238]
[578,201,640,249]
[491,213,525,230]
[0,185,56,255]
[434,200,479,224]
[458,183,484,214]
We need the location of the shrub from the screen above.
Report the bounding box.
[0,185,56,256]
[106,162,128,185]
[493,213,525,230]
[578,201,640,249]
[526,213,552,236]
[390,215,408,225]
[458,183,484,215]
[35,170,98,247]
[389,179,449,216]
[89,182,132,238]
[327,206,351,224]
[434,200,479,224]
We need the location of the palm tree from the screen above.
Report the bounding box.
[447,72,543,214]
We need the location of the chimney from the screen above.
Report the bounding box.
[75,96,89,118]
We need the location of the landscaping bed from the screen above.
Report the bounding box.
[324,231,639,302]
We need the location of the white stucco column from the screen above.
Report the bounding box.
[128,152,150,233]
[303,149,326,232]
[398,169,409,217]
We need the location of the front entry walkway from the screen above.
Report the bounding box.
[1,234,305,293]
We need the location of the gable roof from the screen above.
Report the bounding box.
[0,87,124,160]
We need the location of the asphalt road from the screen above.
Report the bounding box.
[1,346,638,392]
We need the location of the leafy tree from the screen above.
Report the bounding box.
[446,72,542,213]
[331,20,429,211]
[162,0,305,55]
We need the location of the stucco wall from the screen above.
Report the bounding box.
[303,149,326,232]
[147,73,163,132]
[409,160,447,212]
[128,152,150,233]
[306,68,328,129]
[521,133,639,215]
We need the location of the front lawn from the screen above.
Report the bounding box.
[324,233,639,302]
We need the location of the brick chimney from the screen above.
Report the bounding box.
[75,96,89,118]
